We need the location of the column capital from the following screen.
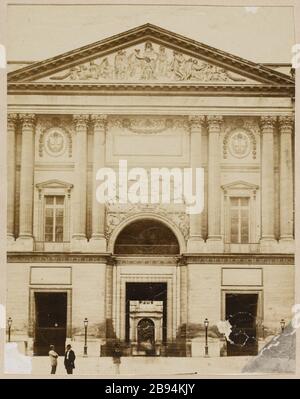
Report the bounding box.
[278,115,294,134]
[188,115,205,132]
[260,116,276,132]
[207,115,223,132]
[90,114,108,130]
[7,113,19,129]
[20,113,36,129]
[73,114,89,130]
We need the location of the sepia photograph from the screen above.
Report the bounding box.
[1,0,299,381]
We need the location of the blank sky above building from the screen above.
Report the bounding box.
[7,4,295,64]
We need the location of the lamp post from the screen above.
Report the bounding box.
[7,317,12,342]
[280,319,285,333]
[84,318,88,356]
[204,318,209,357]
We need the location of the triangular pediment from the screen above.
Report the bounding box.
[8,24,294,94]
[221,181,259,191]
[36,180,73,190]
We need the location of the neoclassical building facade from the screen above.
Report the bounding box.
[6,24,295,357]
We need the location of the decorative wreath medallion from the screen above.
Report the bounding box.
[228,129,251,159]
[44,128,67,157]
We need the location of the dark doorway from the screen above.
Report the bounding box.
[34,292,67,356]
[126,282,167,343]
[225,293,258,356]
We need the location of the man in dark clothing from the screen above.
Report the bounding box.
[64,344,76,374]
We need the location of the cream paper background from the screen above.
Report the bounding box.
[0,0,299,379]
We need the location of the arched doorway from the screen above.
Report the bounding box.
[137,318,155,355]
[114,219,180,255]
[111,218,182,356]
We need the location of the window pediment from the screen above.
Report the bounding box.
[36,180,73,190]
[36,180,73,199]
[222,181,259,193]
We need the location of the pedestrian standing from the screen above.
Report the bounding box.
[48,345,59,375]
[112,342,121,375]
[64,344,76,374]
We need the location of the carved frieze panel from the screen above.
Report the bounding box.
[106,115,190,165]
[37,117,73,158]
[107,115,188,134]
[105,203,189,241]
[47,41,249,84]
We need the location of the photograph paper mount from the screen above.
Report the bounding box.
[1,0,299,378]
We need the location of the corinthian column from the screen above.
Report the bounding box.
[72,114,89,242]
[7,113,18,239]
[279,115,294,242]
[18,114,36,242]
[260,116,276,243]
[207,115,223,249]
[187,116,205,251]
[90,114,107,251]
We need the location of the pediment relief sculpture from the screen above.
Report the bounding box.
[49,41,247,83]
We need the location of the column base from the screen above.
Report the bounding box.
[206,236,224,253]
[279,237,294,253]
[187,236,205,252]
[14,236,34,251]
[260,237,278,253]
[7,234,15,251]
[89,235,107,252]
[71,236,89,252]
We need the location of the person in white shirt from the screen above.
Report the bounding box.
[48,345,59,374]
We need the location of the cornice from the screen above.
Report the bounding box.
[7,252,111,263]
[7,82,295,97]
[183,253,294,265]
[7,252,294,265]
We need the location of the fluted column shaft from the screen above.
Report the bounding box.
[279,115,294,240]
[7,114,18,238]
[72,114,89,239]
[207,115,223,240]
[19,114,36,238]
[91,114,107,239]
[188,116,205,240]
[260,116,276,240]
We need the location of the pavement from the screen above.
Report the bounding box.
[28,355,252,377]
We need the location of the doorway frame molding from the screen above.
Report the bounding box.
[221,288,264,335]
[112,260,180,342]
[28,287,72,338]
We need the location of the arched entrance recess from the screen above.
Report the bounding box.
[109,217,184,356]
[114,218,180,255]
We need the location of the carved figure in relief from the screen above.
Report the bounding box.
[49,41,246,83]
[189,59,206,80]
[171,51,188,80]
[156,46,169,78]
[115,50,128,80]
[98,58,112,79]
[141,42,157,80]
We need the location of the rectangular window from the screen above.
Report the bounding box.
[44,195,65,242]
[230,197,250,244]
